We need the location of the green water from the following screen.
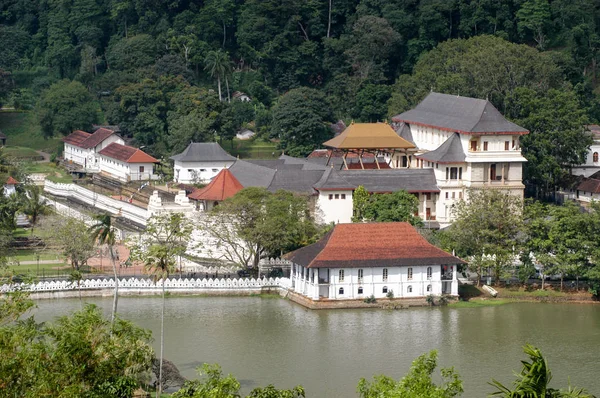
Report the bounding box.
[32,297,600,397]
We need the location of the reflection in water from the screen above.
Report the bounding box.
[31,297,600,398]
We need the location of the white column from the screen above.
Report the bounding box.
[451,265,458,296]
[312,268,319,300]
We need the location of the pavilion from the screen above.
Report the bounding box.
[188,168,244,211]
[322,122,416,170]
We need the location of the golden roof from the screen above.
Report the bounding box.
[323,122,416,150]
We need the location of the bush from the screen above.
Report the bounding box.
[364,294,376,304]
[386,290,394,299]
[426,294,435,306]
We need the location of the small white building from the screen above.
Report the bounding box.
[572,125,600,178]
[3,176,18,196]
[171,143,236,184]
[62,128,124,170]
[285,222,462,301]
[97,142,159,182]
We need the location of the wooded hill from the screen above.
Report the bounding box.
[1,0,599,196]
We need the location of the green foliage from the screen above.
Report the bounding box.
[352,185,370,222]
[357,351,463,398]
[386,290,395,299]
[0,304,154,397]
[37,79,98,138]
[489,344,595,397]
[353,84,392,122]
[271,87,333,157]
[107,34,159,71]
[40,215,95,271]
[364,294,377,304]
[362,190,423,227]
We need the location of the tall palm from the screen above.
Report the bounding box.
[21,185,52,234]
[204,50,231,102]
[89,214,119,327]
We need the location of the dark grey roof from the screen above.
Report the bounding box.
[305,156,385,169]
[392,92,528,134]
[228,160,275,188]
[395,122,415,145]
[267,169,324,193]
[245,159,285,169]
[416,133,465,164]
[314,168,355,190]
[336,169,439,193]
[248,155,328,171]
[170,143,236,162]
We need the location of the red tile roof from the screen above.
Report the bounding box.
[62,130,92,146]
[6,176,19,184]
[285,222,465,268]
[345,162,391,169]
[98,143,158,163]
[188,169,244,201]
[577,178,600,194]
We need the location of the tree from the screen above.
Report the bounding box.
[352,185,370,222]
[128,212,193,398]
[37,80,98,139]
[352,84,392,122]
[361,190,423,226]
[106,34,159,71]
[204,50,231,102]
[198,188,320,269]
[489,344,594,397]
[271,87,333,157]
[357,351,463,398]
[517,0,552,49]
[447,189,524,286]
[40,216,95,272]
[20,185,51,233]
[89,214,119,328]
[0,304,154,397]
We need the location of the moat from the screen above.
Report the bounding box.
[33,297,600,397]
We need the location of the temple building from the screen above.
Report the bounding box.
[285,222,464,301]
[171,143,236,184]
[188,168,244,211]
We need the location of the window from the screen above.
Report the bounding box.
[339,270,344,282]
[407,268,413,280]
[358,287,363,294]
[212,168,218,172]
[427,285,432,292]
[187,169,193,173]
[452,192,455,199]
[436,163,438,169]
[470,140,478,151]
[594,152,599,163]
[445,192,449,199]
[450,167,458,179]
[407,285,413,293]
[382,286,388,294]
[459,167,462,180]
[459,192,463,199]
[426,207,431,219]
[483,141,489,151]
[334,194,339,199]
[382,268,388,282]
[426,192,431,200]
[505,141,510,151]
[139,166,145,173]
[341,194,346,199]
[427,267,432,279]
[339,287,344,295]
[328,194,333,200]
[358,269,363,282]
[200,169,207,172]
[490,164,497,180]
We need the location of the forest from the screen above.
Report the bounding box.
[1,0,600,195]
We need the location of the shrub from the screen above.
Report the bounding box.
[386,290,394,299]
[426,294,435,306]
[364,294,376,304]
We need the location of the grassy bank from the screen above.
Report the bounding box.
[21,161,73,183]
[449,299,515,308]
[0,112,62,153]
[224,138,279,159]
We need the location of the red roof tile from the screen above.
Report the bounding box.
[80,128,115,149]
[188,169,244,201]
[62,130,92,146]
[6,176,19,184]
[98,143,158,163]
[285,222,465,268]
[577,178,600,194]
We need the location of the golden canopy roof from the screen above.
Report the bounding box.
[322,122,416,150]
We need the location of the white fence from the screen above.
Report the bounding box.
[44,181,149,226]
[1,277,291,294]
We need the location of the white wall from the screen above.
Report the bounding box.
[173,160,235,183]
[317,190,353,224]
[98,155,155,182]
[63,143,89,166]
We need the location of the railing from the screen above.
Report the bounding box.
[1,277,292,293]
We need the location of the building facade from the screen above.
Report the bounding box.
[97,143,159,182]
[171,143,236,184]
[572,125,600,178]
[62,128,124,170]
[285,222,463,301]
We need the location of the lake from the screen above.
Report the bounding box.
[32,297,600,397]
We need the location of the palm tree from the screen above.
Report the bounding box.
[128,213,191,398]
[489,344,594,397]
[89,214,119,327]
[204,50,231,102]
[21,185,52,234]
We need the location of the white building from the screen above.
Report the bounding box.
[392,92,529,227]
[572,125,600,177]
[3,176,18,196]
[62,128,124,170]
[97,142,159,182]
[171,143,236,184]
[286,222,462,301]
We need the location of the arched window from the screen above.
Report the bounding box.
[382,286,388,294]
[339,270,345,282]
[407,268,413,280]
[594,152,599,163]
[358,269,363,282]
[358,287,363,294]
[382,268,388,282]
[339,287,344,295]
[427,285,432,292]
[407,285,413,293]
[427,267,432,280]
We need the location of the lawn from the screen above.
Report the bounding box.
[3,146,43,160]
[7,248,63,262]
[21,161,73,183]
[224,138,279,159]
[449,299,514,308]
[0,112,62,153]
